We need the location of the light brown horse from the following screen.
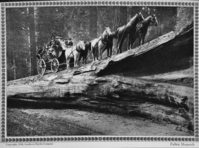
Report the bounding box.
[91,27,112,61]
[64,41,86,69]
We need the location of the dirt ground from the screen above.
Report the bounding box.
[7,108,192,137]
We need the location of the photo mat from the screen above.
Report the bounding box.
[0,0,199,143]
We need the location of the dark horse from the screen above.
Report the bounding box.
[78,41,91,64]
[129,14,158,48]
[116,12,144,54]
[102,32,116,58]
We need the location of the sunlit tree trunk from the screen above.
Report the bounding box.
[29,7,37,75]
[13,57,16,80]
[119,7,128,52]
[34,7,39,46]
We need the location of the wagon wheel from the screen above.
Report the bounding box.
[51,58,59,73]
[37,59,46,76]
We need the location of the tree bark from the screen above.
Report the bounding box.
[29,7,37,75]
[89,7,97,39]
[119,7,128,52]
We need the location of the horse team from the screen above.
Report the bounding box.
[37,12,158,70]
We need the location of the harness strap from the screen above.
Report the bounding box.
[100,35,108,45]
[75,44,81,52]
[65,46,78,60]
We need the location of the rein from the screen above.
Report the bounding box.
[100,35,108,45]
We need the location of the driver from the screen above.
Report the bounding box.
[65,38,73,46]
[46,36,56,47]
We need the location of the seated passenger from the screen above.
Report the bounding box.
[65,38,73,46]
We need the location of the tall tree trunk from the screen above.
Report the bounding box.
[119,7,128,52]
[89,7,97,39]
[34,7,39,47]
[13,57,16,80]
[25,8,31,77]
[29,7,37,75]
[119,7,127,25]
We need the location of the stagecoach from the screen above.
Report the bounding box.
[36,37,73,76]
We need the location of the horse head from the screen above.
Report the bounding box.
[150,14,158,26]
[137,12,144,22]
[105,27,112,35]
[102,27,112,41]
[65,38,73,46]
[78,41,86,51]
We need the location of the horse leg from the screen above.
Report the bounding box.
[140,38,143,45]
[95,45,99,61]
[139,36,143,45]
[138,34,142,46]
[91,45,94,62]
[107,47,109,58]
[100,47,102,61]
[83,55,86,64]
[117,40,121,54]
[139,33,146,45]
[66,59,70,69]
[118,35,126,54]
[92,48,95,62]
[116,34,122,54]
[96,48,99,61]
[109,41,113,57]
[141,35,145,45]
[84,50,88,64]
[74,54,77,68]
[95,49,97,61]
[110,46,112,57]
[82,53,85,64]
[78,53,82,64]
[128,34,131,50]
[130,36,136,49]
[139,39,141,46]
[117,36,123,54]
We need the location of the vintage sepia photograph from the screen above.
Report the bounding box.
[4,1,195,139]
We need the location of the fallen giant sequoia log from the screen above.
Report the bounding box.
[7,22,194,130]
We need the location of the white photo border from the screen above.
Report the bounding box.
[1,0,198,142]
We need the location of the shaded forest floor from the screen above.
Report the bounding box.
[7,108,192,136]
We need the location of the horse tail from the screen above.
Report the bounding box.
[87,41,92,51]
[117,27,128,49]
